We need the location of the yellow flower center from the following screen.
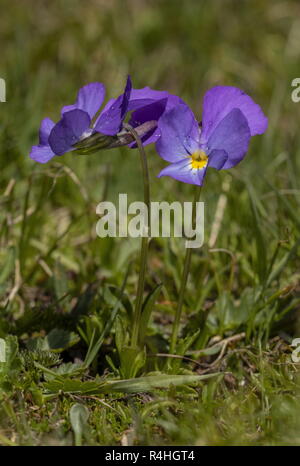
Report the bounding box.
[190,150,208,169]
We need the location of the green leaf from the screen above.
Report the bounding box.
[209,289,255,334]
[0,338,5,363]
[105,284,133,318]
[266,237,300,287]
[69,403,90,446]
[115,315,129,355]
[44,378,105,395]
[0,335,21,378]
[83,270,131,368]
[119,346,146,378]
[0,246,15,286]
[43,373,220,396]
[177,330,200,356]
[44,362,83,380]
[53,261,69,302]
[27,328,80,353]
[139,283,163,345]
[248,187,267,283]
[168,330,200,372]
[100,373,220,394]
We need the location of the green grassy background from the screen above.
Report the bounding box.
[0,0,300,446]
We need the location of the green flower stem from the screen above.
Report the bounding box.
[123,124,150,349]
[170,185,202,354]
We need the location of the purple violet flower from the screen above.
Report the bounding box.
[104,86,185,147]
[30,77,132,164]
[156,86,268,185]
[29,78,180,163]
[128,92,185,147]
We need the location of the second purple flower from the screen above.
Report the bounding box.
[156,86,268,185]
